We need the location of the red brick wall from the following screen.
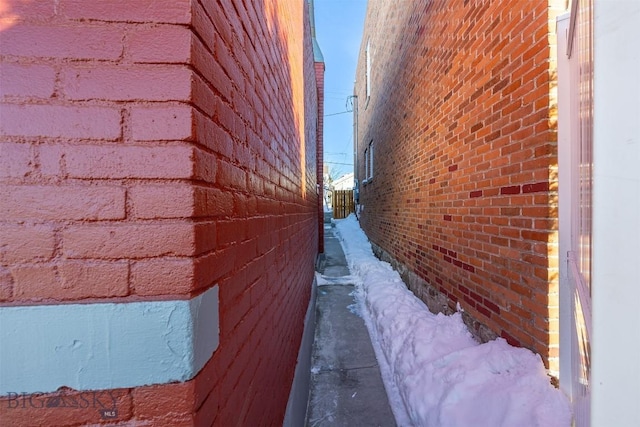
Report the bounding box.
[0,0,199,304]
[354,0,564,373]
[1,0,319,425]
[315,61,325,253]
[190,1,320,424]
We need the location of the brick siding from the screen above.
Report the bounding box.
[354,0,565,374]
[315,62,326,253]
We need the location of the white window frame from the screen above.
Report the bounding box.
[364,146,369,183]
[368,141,374,180]
[363,141,374,184]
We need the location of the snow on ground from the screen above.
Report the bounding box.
[332,215,572,427]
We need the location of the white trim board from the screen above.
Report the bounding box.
[0,286,219,395]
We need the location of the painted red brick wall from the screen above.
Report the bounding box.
[189,1,320,424]
[354,0,564,373]
[1,0,320,425]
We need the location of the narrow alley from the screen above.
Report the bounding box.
[1,0,639,426]
[305,224,395,426]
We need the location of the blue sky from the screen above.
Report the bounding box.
[314,0,368,178]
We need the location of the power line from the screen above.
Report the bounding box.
[324,161,353,166]
[324,111,351,117]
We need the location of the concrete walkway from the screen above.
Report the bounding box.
[305,225,396,427]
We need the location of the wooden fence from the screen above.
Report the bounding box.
[332,190,355,219]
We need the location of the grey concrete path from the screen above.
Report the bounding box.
[305,225,396,427]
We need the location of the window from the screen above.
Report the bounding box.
[364,147,369,182]
[368,141,374,180]
[364,140,374,183]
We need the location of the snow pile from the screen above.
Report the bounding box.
[333,215,572,427]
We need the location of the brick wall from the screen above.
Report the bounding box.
[1,0,320,425]
[354,0,564,374]
[315,61,325,253]
[190,1,320,424]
